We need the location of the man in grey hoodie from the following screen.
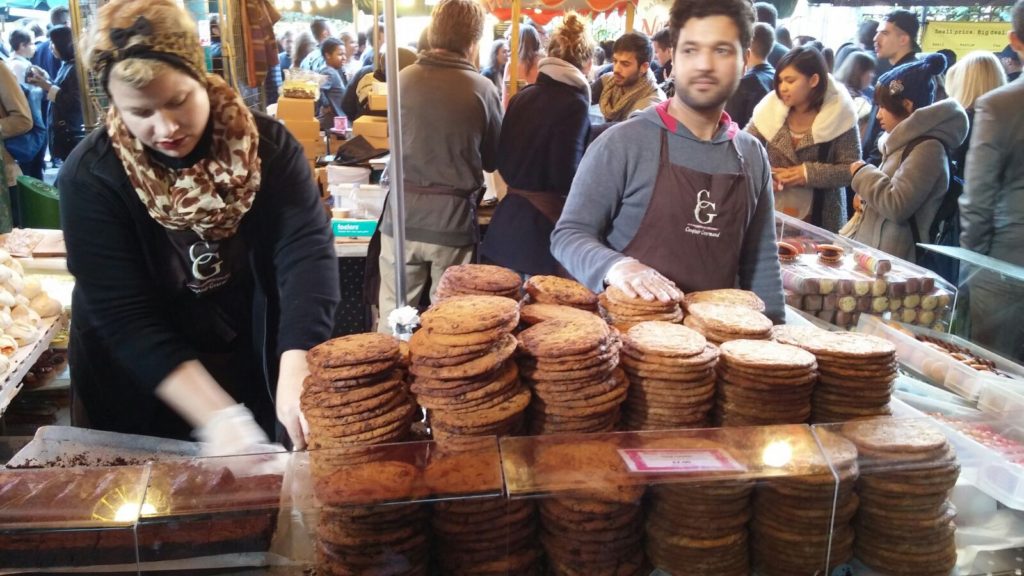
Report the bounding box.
[376,0,502,329]
[551,0,785,322]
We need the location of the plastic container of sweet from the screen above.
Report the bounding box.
[857,315,1022,402]
[977,379,1024,417]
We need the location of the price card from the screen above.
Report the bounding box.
[618,448,746,474]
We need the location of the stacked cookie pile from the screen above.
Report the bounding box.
[425,447,543,575]
[517,316,628,434]
[682,288,766,313]
[316,503,429,576]
[598,286,683,330]
[684,302,773,344]
[524,275,599,312]
[519,303,599,326]
[714,340,818,426]
[773,326,897,423]
[431,498,542,575]
[619,322,719,430]
[646,480,754,576]
[408,295,530,442]
[408,296,541,574]
[435,264,522,301]
[843,419,959,576]
[535,441,648,576]
[303,334,426,576]
[752,430,859,576]
[302,333,415,451]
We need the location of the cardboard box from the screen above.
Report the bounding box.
[276,97,315,119]
[353,115,388,139]
[368,83,388,111]
[282,118,321,140]
[332,218,378,238]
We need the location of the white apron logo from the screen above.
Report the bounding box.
[694,189,718,225]
[190,242,223,281]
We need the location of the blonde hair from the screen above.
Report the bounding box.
[81,0,204,89]
[945,51,1007,110]
[428,0,485,57]
[547,13,596,71]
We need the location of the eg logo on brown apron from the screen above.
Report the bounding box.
[693,189,718,225]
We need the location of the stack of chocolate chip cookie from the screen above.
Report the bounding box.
[517,316,627,434]
[619,322,719,430]
[408,295,530,442]
[646,480,754,576]
[773,326,897,423]
[683,289,766,313]
[425,446,543,575]
[435,264,522,300]
[519,303,600,326]
[598,286,683,330]
[534,440,647,576]
[302,333,415,451]
[843,419,959,576]
[316,503,429,576]
[714,340,818,426]
[304,334,426,576]
[684,302,773,344]
[524,275,599,311]
[752,430,859,576]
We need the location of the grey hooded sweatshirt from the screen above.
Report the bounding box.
[551,104,785,322]
[850,99,969,262]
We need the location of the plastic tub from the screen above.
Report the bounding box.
[857,315,1021,402]
[977,379,1024,417]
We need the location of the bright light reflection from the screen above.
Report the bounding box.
[762,440,793,468]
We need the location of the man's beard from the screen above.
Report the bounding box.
[675,75,739,111]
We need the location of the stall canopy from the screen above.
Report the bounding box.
[483,0,635,25]
[807,0,1012,5]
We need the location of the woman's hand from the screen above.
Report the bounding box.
[276,349,310,450]
[771,165,808,187]
[853,194,863,212]
[26,75,52,93]
[850,161,867,177]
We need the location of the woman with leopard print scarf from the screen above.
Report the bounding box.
[59,0,338,453]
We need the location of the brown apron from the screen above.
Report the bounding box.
[506,187,566,224]
[622,131,751,292]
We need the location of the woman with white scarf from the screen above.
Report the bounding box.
[480,13,595,276]
[60,0,338,453]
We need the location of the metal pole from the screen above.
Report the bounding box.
[384,0,408,306]
[373,0,381,72]
[508,0,521,98]
[68,0,96,130]
[625,2,635,33]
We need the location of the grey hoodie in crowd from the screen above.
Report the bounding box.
[551,105,785,322]
[850,99,969,262]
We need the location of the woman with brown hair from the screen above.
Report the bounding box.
[59,0,338,451]
[747,46,861,232]
[481,12,594,276]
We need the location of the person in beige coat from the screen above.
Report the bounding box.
[747,46,861,233]
[846,54,968,263]
[0,64,33,190]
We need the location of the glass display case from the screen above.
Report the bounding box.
[3,417,1024,575]
[776,213,957,332]
[917,244,1024,366]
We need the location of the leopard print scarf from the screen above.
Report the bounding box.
[106,74,261,241]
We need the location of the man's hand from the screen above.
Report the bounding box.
[276,349,310,450]
[849,161,867,177]
[605,258,681,303]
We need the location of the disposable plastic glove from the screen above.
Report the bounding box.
[604,257,682,303]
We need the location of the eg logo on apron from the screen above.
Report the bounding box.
[188,241,231,293]
[686,189,721,238]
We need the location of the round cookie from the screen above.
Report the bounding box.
[684,288,766,312]
[419,295,519,335]
[687,302,773,336]
[308,333,401,368]
[525,275,598,307]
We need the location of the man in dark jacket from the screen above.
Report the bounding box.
[726,22,775,129]
[754,2,788,67]
[376,0,501,331]
[862,9,919,165]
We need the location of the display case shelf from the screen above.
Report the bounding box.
[0,312,68,418]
